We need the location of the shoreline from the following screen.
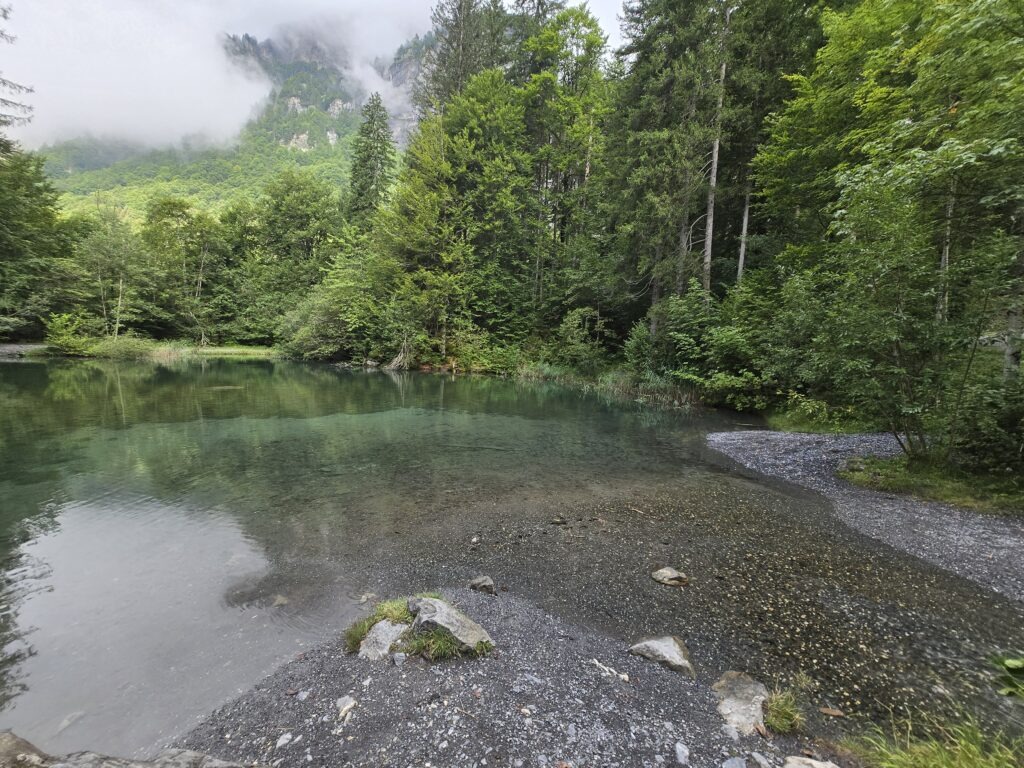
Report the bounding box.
[707,431,1024,604]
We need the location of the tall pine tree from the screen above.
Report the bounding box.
[348,93,396,224]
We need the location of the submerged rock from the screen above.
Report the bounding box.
[407,596,493,652]
[0,731,263,768]
[469,575,496,595]
[712,671,768,737]
[629,636,695,677]
[651,567,689,587]
[358,619,408,661]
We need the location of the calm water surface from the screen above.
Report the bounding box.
[0,359,1020,756]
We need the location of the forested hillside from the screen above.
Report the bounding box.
[38,29,422,216]
[2,0,1022,488]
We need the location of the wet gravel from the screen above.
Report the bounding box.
[182,588,799,768]
[707,431,1024,603]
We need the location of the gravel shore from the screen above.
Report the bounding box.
[707,431,1024,603]
[182,588,796,768]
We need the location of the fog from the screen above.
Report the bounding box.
[2,0,624,149]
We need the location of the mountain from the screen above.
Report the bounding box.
[41,30,426,217]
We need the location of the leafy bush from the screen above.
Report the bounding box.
[546,307,609,376]
[44,313,92,356]
[953,379,1024,477]
[87,334,156,360]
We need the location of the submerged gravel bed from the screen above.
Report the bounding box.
[707,431,1024,603]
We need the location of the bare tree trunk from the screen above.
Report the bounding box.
[113,277,124,339]
[702,10,731,297]
[737,182,751,284]
[675,180,693,295]
[937,181,956,321]
[650,243,663,337]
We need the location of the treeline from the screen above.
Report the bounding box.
[2,0,1022,476]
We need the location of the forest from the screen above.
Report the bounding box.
[1,0,1022,494]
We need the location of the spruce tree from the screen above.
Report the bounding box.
[349,93,396,224]
[0,4,32,155]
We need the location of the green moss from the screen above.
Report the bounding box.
[856,722,1023,768]
[415,591,444,600]
[840,455,1024,515]
[764,688,805,734]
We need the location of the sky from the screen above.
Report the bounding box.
[1,0,624,148]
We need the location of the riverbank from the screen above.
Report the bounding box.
[707,431,1024,604]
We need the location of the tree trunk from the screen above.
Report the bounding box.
[737,183,751,284]
[702,10,731,297]
[937,181,956,321]
[675,178,693,295]
[113,277,124,339]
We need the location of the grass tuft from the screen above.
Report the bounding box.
[343,616,377,654]
[343,596,417,654]
[415,591,444,600]
[404,628,463,661]
[764,688,805,734]
[857,721,1023,768]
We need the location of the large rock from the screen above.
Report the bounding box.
[712,671,768,737]
[629,636,695,677]
[358,619,407,661]
[407,596,493,652]
[651,567,689,587]
[783,759,840,768]
[0,732,263,768]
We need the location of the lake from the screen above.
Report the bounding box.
[0,358,1021,756]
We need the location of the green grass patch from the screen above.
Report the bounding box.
[403,628,463,661]
[764,688,805,734]
[856,722,1023,768]
[343,597,417,654]
[840,455,1024,515]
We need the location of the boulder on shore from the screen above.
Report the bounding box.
[712,671,768,737]
[407,596,493,652]
[629,636,695,677]
[783,759,841,768]
[358,619,408,661]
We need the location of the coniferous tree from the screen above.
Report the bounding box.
[0,4,32,155]
[417,0,489,112]
[349,93,396,224]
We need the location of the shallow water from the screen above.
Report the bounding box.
[0,359,1020,756]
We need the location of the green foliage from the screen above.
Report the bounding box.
[342,597,415,654]
[348,93,396,223]
[858,721,1023,768]
[86,334,157,361]
[44,313,92,356]
[763,688,805,734]
[546,308,608,375]
[403,628,463,661]
[839,456,1024,515]
[994,656,1024,698]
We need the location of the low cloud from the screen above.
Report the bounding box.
[3,0,622,149]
